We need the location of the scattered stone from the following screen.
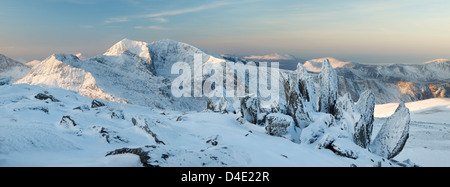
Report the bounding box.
[91,99,106,108]
[35,93,60,102]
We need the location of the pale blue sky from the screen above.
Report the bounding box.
[1,0,450,64]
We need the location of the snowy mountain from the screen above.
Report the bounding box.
[0,54,31,82]
[301,57,450,104]
[16,39,232,111]
[0,38,445,167]
[244,53,298,61]
[303,57,359,73]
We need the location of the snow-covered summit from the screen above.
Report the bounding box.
[104,38,151,61]
[302,57,358,73]
[16,39,213,111]
[423,58,450,64]
[0,54,31,82]
[148,39,226,77]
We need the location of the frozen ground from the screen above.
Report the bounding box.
[0,84,401,167]
[374,98,450,166]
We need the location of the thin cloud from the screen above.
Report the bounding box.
[105,17,130,24]
[135,25,167,30]
[152,17,168,23]
[105,1,232,24]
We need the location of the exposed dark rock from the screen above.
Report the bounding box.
[132,116,165,145]
[91,99,106,108]
[206,135,221,146]
[106,147,156,167]
[35,93,60,102]
[0,77,11,86]
[92,126,128,144]
[60,115,77,127]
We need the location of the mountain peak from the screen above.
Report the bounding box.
[424,59,450,64]
[104,38,150,60]
[302,57,357,72]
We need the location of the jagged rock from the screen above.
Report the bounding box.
[73,105,90,112]
[319,59,338,113]
[92,126,128,144]
[369,102,410,159]
[60,115,77,127]
[282,77,311,128]
[356,90,375,146]
[110,110,125,120]
[91,99,106,108]
[316,134,359,159]
[29,106,49,114]
[296,63,317,111]
[35,93,60,102]
[333,93,369,148]
[206,135,221,146]
[264,113,294,136]
[327,139,359,159]
[105,147,155,167]
[132,116,165,145]
[240,96,277,125]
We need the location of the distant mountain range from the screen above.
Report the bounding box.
[1,40,449,105]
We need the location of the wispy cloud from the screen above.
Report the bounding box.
[135,25,167,30]
[105,17,130,24]
[152,17,168,23]
[105,1,232,24]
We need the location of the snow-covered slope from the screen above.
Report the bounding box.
[0,83,411,167]
[0,54,31,82]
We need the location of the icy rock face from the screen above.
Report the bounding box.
[282,76,311,128]
[296,63,317,111]
[264,113,294,136]
[206,97,235,114]
[369,103,410,159]
[319,59,338,113]
[333,93,370,148]
[240,96,277,125]
[356,90,375,146]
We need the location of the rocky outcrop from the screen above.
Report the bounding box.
[35,93,60,102]
[264,113,294,136]
[356,90,375,146]
[319,59,338,113]
[369,103,410,159]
